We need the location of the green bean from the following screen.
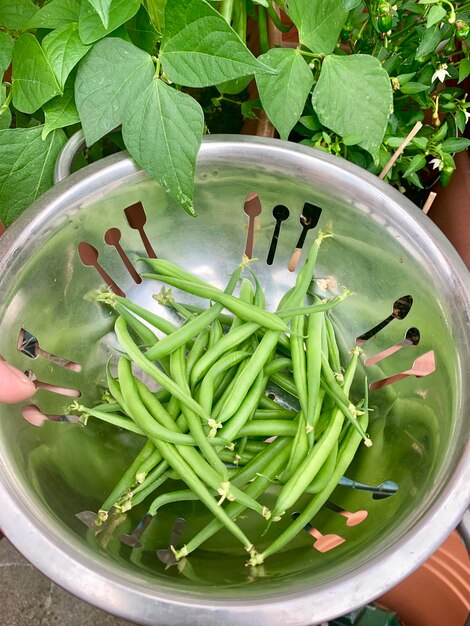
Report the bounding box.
[149,490,199,516]
[99,440,156,514]
[306,309,324,446]
[237,420,297,438]
[181,303,234,326]
[72,403,145,437]
[243,440,268,454]
[258,394,284,410]
[91,402,123,414]
[229,277,254,332]
[269,371,299,398]
[270,348,360,519]
[141,258,211,287]
[190,323,259,386]
[142,274,292,334]
[251,407,369,565]
[113,295,178,335]
[282,412,309,480]
[115,360,208,446]
[135,381,271,517]
[290,315,308,417]
[186,328,209,378]
[218,371,268,441]
[276,293,349,318]
[208,319,223,349]
[114,302,158,348]
[117,359,258,552]
[218,448,253,465]
[253,409,297,420]
[145,265,243,360]
[134,448,163,484]
[197,351,251,415]
[115,318,211,422]
[174,438,292,559]
[325,314,341,374]
[170,346,229,478]
[304,441,337,494]
[115,460,169,511]
[264,357,292,376]
[247,266,266,309]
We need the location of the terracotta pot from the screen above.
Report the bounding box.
[379,531,470,626]
[428,150,470,270]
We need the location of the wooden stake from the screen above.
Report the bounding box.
[379,121,423,180]
[422,191,437,215]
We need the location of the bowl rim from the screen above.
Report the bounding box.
[0,135,469,626]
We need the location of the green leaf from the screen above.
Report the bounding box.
[26,0,80,30]
[0,31,13,76]
[87,0,112,29]
[143,0,166,34]
[343,0,362,8]
[433,121,448,142]
[458,58,470,84]
[160,0,274,88]
[426,4,446,27]
[42,88,80,139]
[0,126,67,226]
[255,48,313,141]
[407,171,423,189]
[0,84,11,130]
[400,82,429,94]
[122,78,204,217]
[79,0,141,45]
[217,74,252,95]
[416,23,451,58]
[312,54,392,161]
[411,136,428,150]
[0,0,37,29]
[396,72,415,85]
[42,24,90,90]
[419,0,439,4]
[286,0,348,54]
[12,34,62,114]
[75,37,154,146]
[299,114,321,131]
[403,154,426,177]
[441,137,470,153]
[127,5,159,53]
[455,110,467,134]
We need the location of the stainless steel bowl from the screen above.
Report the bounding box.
[0,135,469,626]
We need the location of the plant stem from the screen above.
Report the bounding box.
[267,1,292,33]
[220,0,235,24]
[258,5,270,54]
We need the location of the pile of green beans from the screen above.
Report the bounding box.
[75,231,372,566]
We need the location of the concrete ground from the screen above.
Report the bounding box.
[0,538,135,626]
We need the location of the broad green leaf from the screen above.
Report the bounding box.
[79,0,141,44]
[344,0,362,8]
[75,37,154,145]
[419,0,439,4]
[42,88,80,139]
[26,0,80,29]
[426,4,446,27]
[403,154,426,177]
[312,54,392,161]
[122,78,204,217]
[411,136,428,150]
[396,72,415,85]
[285,0,348,54]
[161,0,275,88]
[0,84,11,130]
[400,82,429,94]
[0,31,13,76]
[0,0,37,29]
[43,24,90,90]
[441,137,470,153]
[12,34,62,114]
[87,0,112,29]
[0,126,67,226]
[458,58,470,84]
[299,114,321,131]
[433,121,448,142]
[416,23,451,58]
[256,48,313,141]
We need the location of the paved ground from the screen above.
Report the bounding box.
[0,538,135,626]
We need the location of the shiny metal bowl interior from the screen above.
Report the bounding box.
[0,136,469,626]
